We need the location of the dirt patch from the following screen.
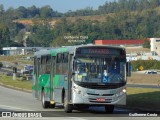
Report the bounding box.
[126,47,150,54]
[127,72,160,86]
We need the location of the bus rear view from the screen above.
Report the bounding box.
[71,46,127,113]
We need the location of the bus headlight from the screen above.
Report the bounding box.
[115,88,126,97]
[122,88,127,93]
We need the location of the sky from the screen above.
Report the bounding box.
[0,0,114,13]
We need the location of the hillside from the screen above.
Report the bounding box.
[13,14,112,26]
[1,0,160,49]
[13,19,58,27]
[13,6,160,26]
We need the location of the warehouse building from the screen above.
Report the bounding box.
[2,47,43,56]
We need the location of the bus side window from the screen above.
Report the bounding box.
[46,55,51,74]
[56,53,62,74]
[63,53,68,74]
[41,56,46,74]
[34,57,37,74]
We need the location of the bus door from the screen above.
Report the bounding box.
[67,54,73,103]
[35,58,40,99]
[50,56,56,100]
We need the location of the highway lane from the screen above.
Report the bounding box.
[0,86,136,113]
[0,86,159,120]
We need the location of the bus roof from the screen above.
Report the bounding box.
[34,45,125,57]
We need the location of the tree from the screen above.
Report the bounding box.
[143,39,150,48]
[28,5,40,18]
[15,6,28,18]
[28,25,53,47]
[40,5,53,18]
[0,23,10,48]
[0,4,4,15]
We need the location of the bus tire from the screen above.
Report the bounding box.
[105,105,114,113]
[41,91,50,108]
[64,95,72,113]
[50,103,55,108]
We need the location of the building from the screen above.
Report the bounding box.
[94,39,144,46]
[149,38,160,55]
[2,47,43,56]
[94,39,160,61]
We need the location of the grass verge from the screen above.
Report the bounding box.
[0,73,32,91]
[126,87,160,111]
[0,74,160,111]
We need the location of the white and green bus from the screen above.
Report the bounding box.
[32,44,131,113]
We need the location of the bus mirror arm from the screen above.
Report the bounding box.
[72,72,75,75]
[126,62,131,77]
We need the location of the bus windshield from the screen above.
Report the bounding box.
[73,56,126,84]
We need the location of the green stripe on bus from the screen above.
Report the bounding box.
[53,75,60,90]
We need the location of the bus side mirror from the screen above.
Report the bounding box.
[126,62,131,77]
[72,72,75,75]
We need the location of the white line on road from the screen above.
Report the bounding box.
[69,117,87,120]
[0,104,33,111]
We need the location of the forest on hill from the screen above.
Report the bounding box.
[0,0,160,51]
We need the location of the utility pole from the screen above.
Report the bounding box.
[13,62,18,80]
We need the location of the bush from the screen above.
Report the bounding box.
[131,60,160,71]
[0,62,3,68]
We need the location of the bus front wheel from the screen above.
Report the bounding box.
[41,91,50,108]
[105,105,114,113]
[64,95,72,113]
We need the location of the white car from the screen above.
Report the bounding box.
[145,71,157,74]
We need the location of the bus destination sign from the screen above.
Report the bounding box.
[78,48,120,55]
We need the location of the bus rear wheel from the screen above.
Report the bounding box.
[41,91,50,108]
[64,95,72,113]
[105,105,114,113]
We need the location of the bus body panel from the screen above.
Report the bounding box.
[72,82,126,105]
[53,75,68,103]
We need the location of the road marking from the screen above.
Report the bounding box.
[0,104,33,111]
[69,117,87,120]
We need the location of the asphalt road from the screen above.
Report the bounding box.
[0,68,159,119]
[0,86,135,114]
[0,86,159,120]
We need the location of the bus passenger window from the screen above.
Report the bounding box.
[41,56,46,74]
[63,53,68,74]
[56,54,62,74]
[46,55,51,74]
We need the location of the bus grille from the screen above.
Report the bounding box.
[87,93,114,96]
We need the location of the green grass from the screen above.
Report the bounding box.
[126,87,160,111]
[0,55,33,69]
[0,73,32,90]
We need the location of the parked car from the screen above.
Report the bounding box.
[145,71,157,74]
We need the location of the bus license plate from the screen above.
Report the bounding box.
[96,98,105,102]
